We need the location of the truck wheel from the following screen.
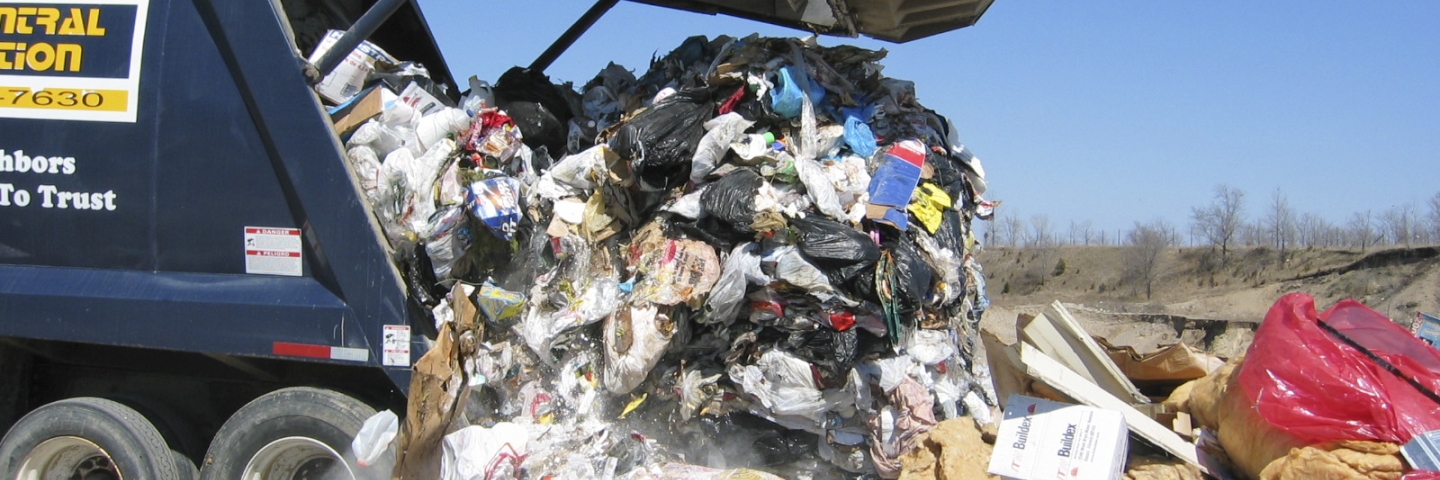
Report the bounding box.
[173,448,200,479]
[0,397,183,479]
[200,387,375,480]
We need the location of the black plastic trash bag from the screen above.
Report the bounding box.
[609,88,714,190]
[754,429,819,467]
[782,328,859,387]
[933,208,966,259]
[791,216,879,281]
[402,243,445,308]
[494,67,573,156]
[700,168,763,236]
[887,238,933,311]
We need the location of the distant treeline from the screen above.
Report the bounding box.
[984,186,1440,253]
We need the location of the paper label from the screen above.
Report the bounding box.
[0,0,152,122]
[397,81,445,116]
[382,325,410,367]
[244,226,301,276]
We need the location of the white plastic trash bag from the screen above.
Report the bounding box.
[691,112,753,183]
[351,410,398,468]
[703,242,766,324]
[440,422,533,480]
[795,154,847,221]
[603,305,673,394]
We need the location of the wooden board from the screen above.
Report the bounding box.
[1018,301,1150,404]
[1016,342,1205,471]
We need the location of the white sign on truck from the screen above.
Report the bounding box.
[0,0,151,123]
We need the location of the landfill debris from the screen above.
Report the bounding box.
[323,32,999,479]
[987,395,1128,480]
[1240,294,1440,445]
[1413,312,1440,348]
[1403,430,1440,473]
[440,422,534,480]
[331,85,389,136]
[394,285,482,479]
[352,410,399,468]
[624,463,787,480]
[897,418,998,480]
[1096,337,1223,389]
[1161,293,1440,480]
[1018,301,1149,404]
[1168,354,1296,479]
[1123,456,1204,480]
[309,29,399,104]
[982,304,1210,473]
[1257,440,1407,480]
[1011,341,1201,468]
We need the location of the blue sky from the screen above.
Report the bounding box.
[420,0,1439,236]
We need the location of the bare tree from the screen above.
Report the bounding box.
[983,216,995,247]
[1190,184,1246,263]
[1322,221,1345,248]
[1263,189,1297,257]
[1125,219,1173,300]
[1067,220,1096,246]
[1237,221,1264,247]
[1429,192,1440,245]
[1381,204,1420,248]
[1347,210,1382,251]
[996,213,1024,247]
[1027,214,1054,248]
[1296,213,1334,249]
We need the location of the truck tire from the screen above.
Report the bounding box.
[173,448,200,479]
[200,387,376,480]
[0,396,184,479]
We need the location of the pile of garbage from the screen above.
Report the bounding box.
[326,33,998,478]
[981,294,1440,480]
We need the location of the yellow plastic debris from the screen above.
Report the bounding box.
[906,183,952,234]
[619,393,648,419]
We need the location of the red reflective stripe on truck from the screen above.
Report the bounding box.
[273,342,330,359]
[272,342,369,362]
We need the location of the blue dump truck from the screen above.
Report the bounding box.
[0,0,991,477]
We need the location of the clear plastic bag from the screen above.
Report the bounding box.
[423,206,469,280]
[702,242,765,324]
[729,349,832,425]
[767,245,838,301]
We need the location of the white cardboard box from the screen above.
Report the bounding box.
[308,30,399,104]
[988,395,1128,480]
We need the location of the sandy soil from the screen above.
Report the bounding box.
[975,245,1440,357]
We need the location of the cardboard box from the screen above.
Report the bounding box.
[329,85,392,137]
[988,395,1128,480]
[308,30,398,104]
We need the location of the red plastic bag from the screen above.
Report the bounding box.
[1238,293,1440,445]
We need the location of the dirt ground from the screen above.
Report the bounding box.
[974,244,1440,357]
